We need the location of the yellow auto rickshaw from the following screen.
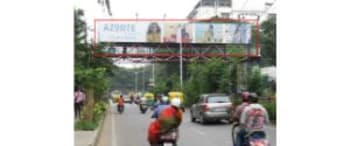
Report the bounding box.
[144,92,155,106]
[168,91,185,112]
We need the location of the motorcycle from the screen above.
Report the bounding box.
[117,104,124,114]
[245,131,269,146]
[231,122,240,146]
[232,124,269,146]
[158,129,178,146]
[139,103,148,114]
[135,96,141,105]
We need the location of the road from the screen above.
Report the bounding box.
[97,103,276,146]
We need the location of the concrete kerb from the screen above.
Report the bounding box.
[91,110,108,146]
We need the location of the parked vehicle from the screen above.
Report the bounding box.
[190,93,233,124]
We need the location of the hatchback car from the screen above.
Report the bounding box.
[190,93,233,124]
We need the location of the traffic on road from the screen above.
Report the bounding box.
[99,92,276,146]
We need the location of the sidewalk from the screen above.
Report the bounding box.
[75,130,98,146]
[74,106,111,146]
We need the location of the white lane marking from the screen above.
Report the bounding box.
[190,127,205,135]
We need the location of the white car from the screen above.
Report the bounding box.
[190,93,233,124]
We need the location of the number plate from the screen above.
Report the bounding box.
[163,143,173,146]
[214,108,226,112]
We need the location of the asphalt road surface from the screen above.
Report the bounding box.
[97,103,276,146]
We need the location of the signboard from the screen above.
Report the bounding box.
[96,20,251,44]
[194,23,223,43]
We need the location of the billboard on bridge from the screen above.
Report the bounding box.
[96,20,251,44]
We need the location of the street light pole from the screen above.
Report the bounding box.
[152,48,155,85]
[179,25,183,90]
[142,66,145,92]
[135,72,138,93]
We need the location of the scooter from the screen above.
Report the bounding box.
[245,131,269,146]
[139,103,148,114]
[159,129,178,146]
[135,96,141,105]
[232,125,269,146]
[117,104,124,114]
[231,122,240,146]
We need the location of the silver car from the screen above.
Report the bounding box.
[190,93,233,124]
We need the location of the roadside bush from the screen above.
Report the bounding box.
[93,102,108,123]
[261,101,276,123]
[75,120,98,130]
[75,101,108,131]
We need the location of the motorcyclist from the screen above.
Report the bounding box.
[117,95,125,111]
[232,91,250,123]
[151,96,170,118]
[236,93,270,146]
[147,97,183,146]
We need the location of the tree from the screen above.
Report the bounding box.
[260,15,276,66]
[74,8,115,123]
[247,66,263,95]
[183,58,240,105]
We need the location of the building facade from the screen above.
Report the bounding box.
[187,0,233,19]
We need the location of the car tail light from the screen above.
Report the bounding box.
[200,104,209,112]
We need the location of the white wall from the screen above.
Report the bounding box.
[192,7,232,19]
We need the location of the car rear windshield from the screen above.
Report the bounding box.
[207,96,230,103]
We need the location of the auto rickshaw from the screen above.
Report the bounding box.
[168,91,185,112]
[138,92,154,114]
[143,92,155,106]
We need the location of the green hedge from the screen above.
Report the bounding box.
[75,120,98,130]
[75,101,108,131]
[261,101,276,123]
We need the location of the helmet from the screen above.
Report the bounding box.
[161,96,169,103]
[170,97,181,107]
[248,92,258,103]
[241,91,249,101]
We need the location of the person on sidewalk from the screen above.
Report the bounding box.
[236,93,270,146]
[147,97,183,146]
[74,86,86,119]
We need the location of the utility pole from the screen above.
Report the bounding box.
[152,47,155,85]
[135,72,138,93]
[142,67,145,92]
[179,24,183,90]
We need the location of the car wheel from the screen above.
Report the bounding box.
[190,111,196,123]
[200,113,207,125]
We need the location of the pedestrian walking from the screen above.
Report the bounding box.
[74,86,86,119]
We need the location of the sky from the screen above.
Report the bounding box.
[74,0,276,68]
